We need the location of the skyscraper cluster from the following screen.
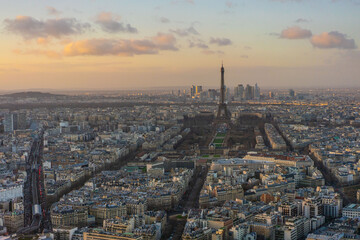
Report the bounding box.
[3,112,26,133]
[234,83,260,100]
[190,85,203,98]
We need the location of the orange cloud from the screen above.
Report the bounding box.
[311,31,356,49]
[37,37,51,45]
[95,12,137,33]
[280,26,312,39]
[4,15,91,39]
[63,33,178,57]
[152,33,178,50]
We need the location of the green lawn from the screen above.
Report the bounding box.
[215,144,222,148]
[213,138,224,144]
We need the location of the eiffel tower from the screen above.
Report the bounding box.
[216,63,231,123]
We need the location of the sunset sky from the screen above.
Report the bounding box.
[1,0,360,90]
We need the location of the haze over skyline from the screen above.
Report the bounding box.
[1,0,360,90]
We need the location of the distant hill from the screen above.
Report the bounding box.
[1,91,65,98]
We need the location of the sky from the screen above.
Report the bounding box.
[0,0,360,90]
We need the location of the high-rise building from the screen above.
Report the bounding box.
[289,89,295,98]
[235,84,259,100]
[234,84,245,100]
[3,112,26,132]
[196,86,203,95]
[3,113,14,133]
[245,84,255,100]
[208,89,217,100]
[245,85,250,100]
[269,91,274,99]
[191,85,196,97]
[17,112,26,130]
[234,86,238,97]
[4,113,17,132]
[190,85,203,98]
[255,83,260,100]
[226,87,231,102]
[238,84,244,100]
